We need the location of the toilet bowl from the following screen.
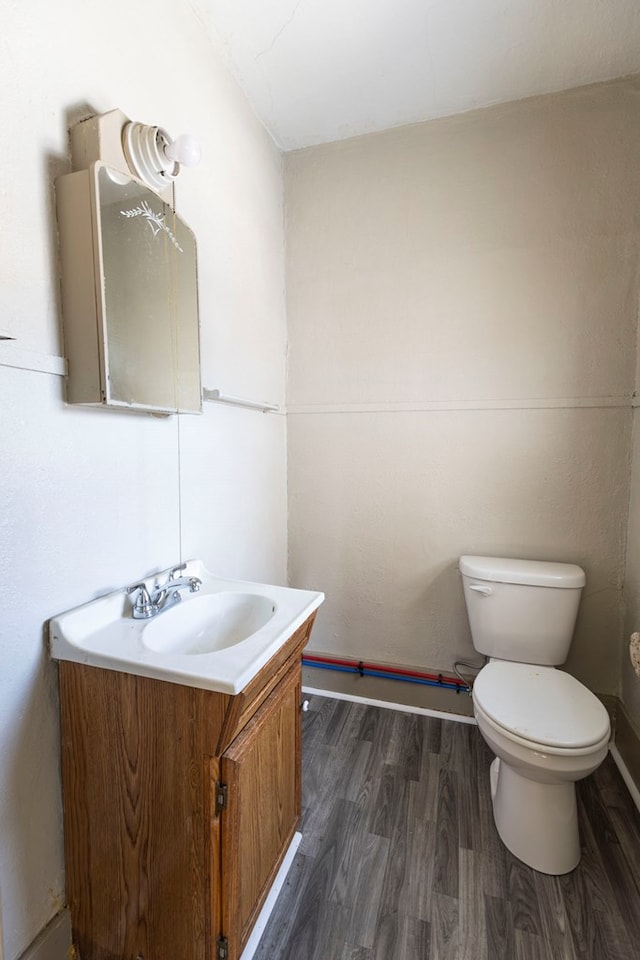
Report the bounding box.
[459,555,611,875]
[473,661,609,874]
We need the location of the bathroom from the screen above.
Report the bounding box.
[2,1,640,959]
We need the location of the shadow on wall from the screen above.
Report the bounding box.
[44,101,102,389]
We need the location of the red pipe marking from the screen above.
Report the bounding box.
[303,653,466,687]
[304,654,357,669]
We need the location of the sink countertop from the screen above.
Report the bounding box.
[49,560,324,694]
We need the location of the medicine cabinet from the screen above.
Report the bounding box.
[56,161,202,414]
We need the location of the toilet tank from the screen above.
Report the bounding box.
[459,556,586,665]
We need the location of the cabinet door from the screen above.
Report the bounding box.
[220,663,301,960]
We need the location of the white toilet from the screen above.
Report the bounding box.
[459,555,611,875]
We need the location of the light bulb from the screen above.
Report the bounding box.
[164,134,201,168]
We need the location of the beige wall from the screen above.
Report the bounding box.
[0,3,286,958]
[623,414,640,733]
[286,78,640,695]
[622,251,640,735]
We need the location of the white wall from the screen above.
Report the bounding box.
[0,3,286,958]
[286,78,640,695]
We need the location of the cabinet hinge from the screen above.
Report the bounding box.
[215,782,228,815]
[216,936,229,959]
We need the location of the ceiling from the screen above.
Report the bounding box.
[201,0,640,151]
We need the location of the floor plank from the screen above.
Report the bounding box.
[457,848,487,960]
[254,695,640,960]
[371,913,430,960]
[429,893,459,960]
[432,766,459,899]
[533,873,577,960]
[484,894,515,960]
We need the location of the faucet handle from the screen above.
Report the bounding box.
[127,582,154,619]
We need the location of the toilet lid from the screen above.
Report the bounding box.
[472,661,610,749]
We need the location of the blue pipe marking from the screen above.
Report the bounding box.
[302,661,355,675]
[302,658,462,691]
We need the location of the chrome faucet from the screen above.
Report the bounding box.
[127,565,202,619]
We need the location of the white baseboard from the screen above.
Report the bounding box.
[239,831,302,960]
[302,684,477,725]
[17,911,70,960]
[609,743,640,814]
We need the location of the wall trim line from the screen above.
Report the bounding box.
[0,346,67,377]
[288,395,632,415]
[2,354,635,418]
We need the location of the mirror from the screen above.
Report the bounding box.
[98,165,201,412]
[57,162,202,415]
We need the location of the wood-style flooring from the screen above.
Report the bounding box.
[254,695,640,960]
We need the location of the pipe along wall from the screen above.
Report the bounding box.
[302,654,469,693]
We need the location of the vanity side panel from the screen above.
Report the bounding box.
[58,662,229,960]
[55,171,103,405]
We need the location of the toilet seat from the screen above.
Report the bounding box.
[473,661,610,750]
[473,698,610,758]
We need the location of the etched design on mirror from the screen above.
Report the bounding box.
[120,201,184,252]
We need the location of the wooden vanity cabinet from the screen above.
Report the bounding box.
[58,612,315,960]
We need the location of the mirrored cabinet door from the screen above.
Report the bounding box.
[57,162,202,415]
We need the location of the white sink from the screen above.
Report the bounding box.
[142,592,277,655]
[49,561,324,694]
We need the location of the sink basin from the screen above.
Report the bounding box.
[142,592,277,655]
[49,560,324,694]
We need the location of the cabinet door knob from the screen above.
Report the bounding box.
[301,699,310,713]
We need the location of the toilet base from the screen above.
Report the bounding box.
[490,757,580,875]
